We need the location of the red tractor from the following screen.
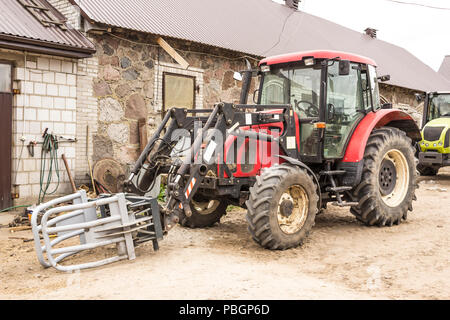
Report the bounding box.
[125,50,420,250]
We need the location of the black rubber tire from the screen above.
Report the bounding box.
[417,163,439,176]
[350,127,417,226]
[179,197,228,228]
[246,164,319,250]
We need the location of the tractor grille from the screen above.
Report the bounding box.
[423,126,444,141]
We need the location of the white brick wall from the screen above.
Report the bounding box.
[5,49,85,203]
[47,0,81,30]
[74,55,99,183]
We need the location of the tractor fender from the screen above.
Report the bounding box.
[277,155,322,208]
[342,109,421,163]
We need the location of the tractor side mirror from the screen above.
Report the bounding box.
[339,60,350,76]
[233,72,243,82]
[378,75,391,82]
[415,93,424,102]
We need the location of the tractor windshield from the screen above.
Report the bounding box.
[428,94,450,120]
[260,65,322,118]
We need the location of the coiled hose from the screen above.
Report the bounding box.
[39,133,60,203]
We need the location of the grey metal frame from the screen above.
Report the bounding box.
[31,190,150,272]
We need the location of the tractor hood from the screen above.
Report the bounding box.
[424,117,450,127]
[420,117,450,153]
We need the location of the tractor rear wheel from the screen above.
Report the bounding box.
[350,127,417,226]
[179,196,228,228]
[246,164,319,250]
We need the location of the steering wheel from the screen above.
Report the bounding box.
[294,100,320,117]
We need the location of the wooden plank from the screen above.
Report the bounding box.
[138,118,148,154]
[19,0,67,29]
[157,37,190,69]
[62,154,77,193]
[9,226,32,232]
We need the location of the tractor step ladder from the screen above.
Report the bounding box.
[326,186,353,193]
[319,170,346,176]
[330,201,359,207]
[322,164,357,208]
[31,190,163,272]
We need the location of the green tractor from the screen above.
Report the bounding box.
[416,92,450,175]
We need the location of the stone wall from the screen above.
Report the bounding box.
[379,83,424,126]
[90,30,257,173]
[0,48,80,204]
[380,83,422,110]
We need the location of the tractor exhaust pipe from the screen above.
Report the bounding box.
[239,59,253,104]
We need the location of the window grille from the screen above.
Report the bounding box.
[17,0,67,30]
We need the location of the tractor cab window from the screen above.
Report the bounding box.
[260,64,321,118]
[324,62,365,158]
[260,65,322,157]
[368,65,381,110]
[360,65,371,110]
[428,94,450,121]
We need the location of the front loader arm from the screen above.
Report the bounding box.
[126,103,297,231]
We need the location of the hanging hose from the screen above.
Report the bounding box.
[0,205,31,213]
[38,133,60,204]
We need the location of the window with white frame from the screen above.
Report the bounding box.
[154,62,204,114]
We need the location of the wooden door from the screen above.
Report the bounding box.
[0,62,12,210]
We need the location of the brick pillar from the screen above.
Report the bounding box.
[75,56,99,184]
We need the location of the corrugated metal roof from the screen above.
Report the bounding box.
[0,0,95,55]
[74,0,450,92]
[438,56,450,82]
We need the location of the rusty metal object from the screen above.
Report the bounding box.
[93,158,125,194]
[86,125,97,195]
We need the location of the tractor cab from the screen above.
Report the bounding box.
[416,91,450,175]
[257,50,384,162]
[421,92,450,124]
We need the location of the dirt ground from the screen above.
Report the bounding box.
[0,171,449,300]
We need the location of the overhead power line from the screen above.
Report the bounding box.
[384,0,450,10]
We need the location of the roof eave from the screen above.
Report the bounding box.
[87,21,262,60]
[0,33,95,58]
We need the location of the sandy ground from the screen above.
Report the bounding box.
[0,172,449,300]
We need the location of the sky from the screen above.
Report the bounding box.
[272,0,450,71]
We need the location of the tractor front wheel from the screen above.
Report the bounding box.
[350,127,417,226]
[246,164,319,250]
[179,196,228,228]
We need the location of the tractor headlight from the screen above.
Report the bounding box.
[426,143,429,147]
[438,142,443,146]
